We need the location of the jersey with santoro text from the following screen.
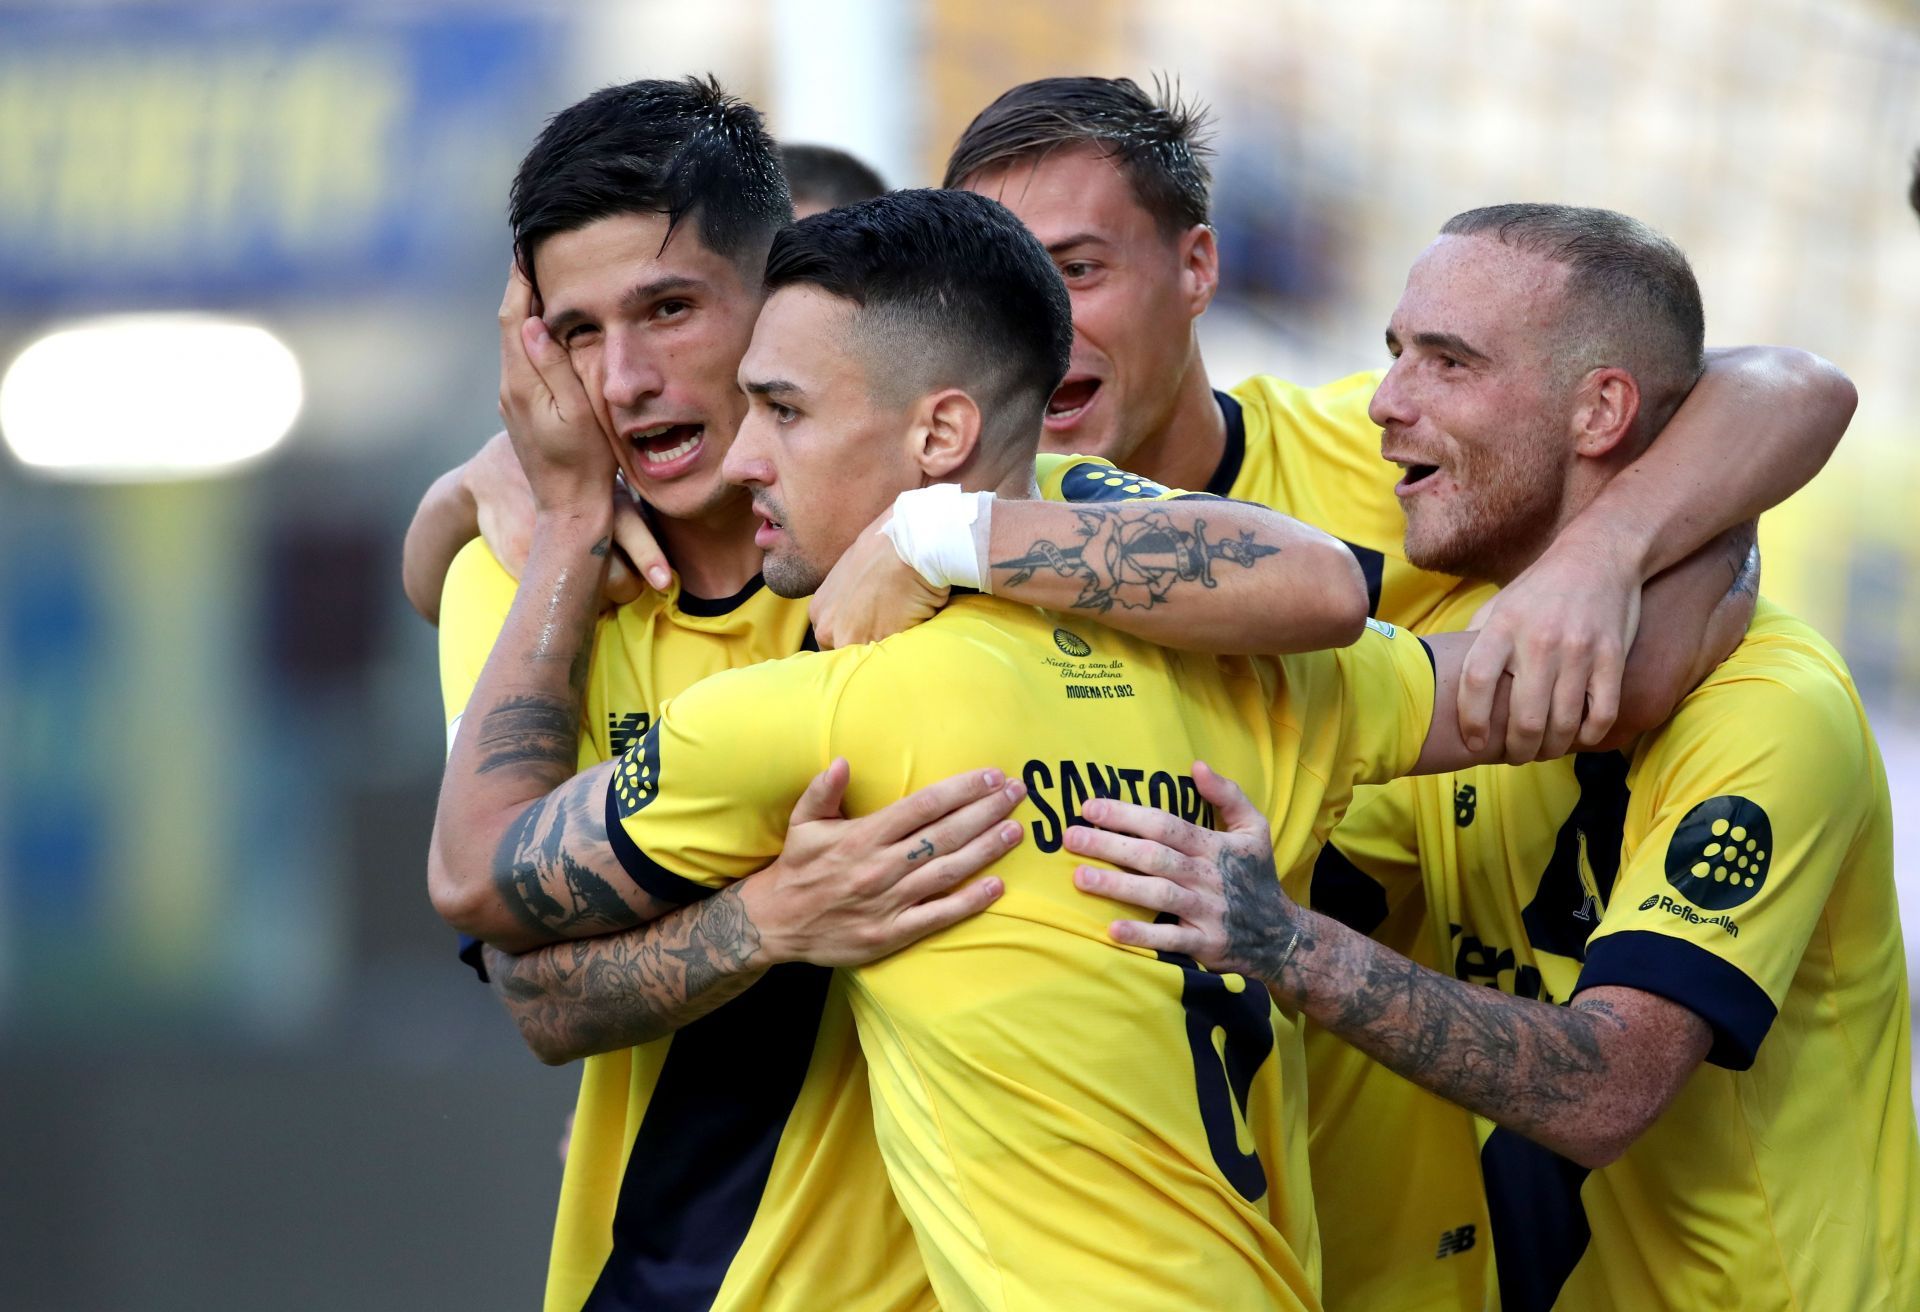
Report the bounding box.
[436,455,1190,1312]
[1223,369,1493,1312]
[603,592,1437,1312]
[1331,598,1920,1311]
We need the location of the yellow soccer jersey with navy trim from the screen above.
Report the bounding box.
[603,594,1437,1312]
[436,455,1187,1312]
[1332,598,1920,1311]
[439,540,930,1312]
[1221,371,1493,1311]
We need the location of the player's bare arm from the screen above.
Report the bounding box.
[1457,345,1853,758]
[482,759,1025,1064]
[810,487,1366,653]
[429,265,677,951]
[1068,764,1712,1170]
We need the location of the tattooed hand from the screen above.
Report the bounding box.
[1065,761,1304,983]
[1067,761,1713,1167]
[810,506,949,649]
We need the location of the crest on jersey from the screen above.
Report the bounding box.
[1664,795,1772,910]
[613,724,662,818]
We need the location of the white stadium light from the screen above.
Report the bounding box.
[0,314,302,480]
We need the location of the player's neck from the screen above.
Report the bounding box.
[1116,350,1224,493]
[651,490,765,600]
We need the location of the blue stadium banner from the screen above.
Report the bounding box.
[0,5,561,306]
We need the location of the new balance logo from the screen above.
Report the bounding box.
[1435,1224,1477,1259]
[607,712,650,758]
[1454,783,1477,827]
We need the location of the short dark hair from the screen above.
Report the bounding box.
[508,75,791,283]
[779,142,888,212]
[763,188,1072,455]
[942,76,1214,238]
[1441,203,1705,444]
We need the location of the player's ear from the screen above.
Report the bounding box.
[1178,223,1220,318]
[1571,367,1641,461]
[913,388,982,480]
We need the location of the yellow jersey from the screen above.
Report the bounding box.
[603,594,1438,1312]
[1222,371,1494,1311]
[1332,599,1920,1310]
[436,455,1189,1312]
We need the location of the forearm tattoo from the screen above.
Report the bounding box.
[1286,930,1626,1131]
[992,507,1279,613]
[1211,838,1625,1140]
[484,884,767,1059]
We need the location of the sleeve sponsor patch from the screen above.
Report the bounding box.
[1061,462,1173,502]
[1664,795,1772,911]
[613,722,662,818]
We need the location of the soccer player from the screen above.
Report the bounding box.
[779,142,888,218]
[892,76,1849,1312]
[1064,204,1920,1311]
[427,78,1368,1312]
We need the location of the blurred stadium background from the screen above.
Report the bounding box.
[0,1,1915,1307]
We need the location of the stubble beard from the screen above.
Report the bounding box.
[1404,437,1568,584]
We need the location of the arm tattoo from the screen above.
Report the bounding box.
[476,695,576,775]
[1210,837,1629,1143]
[493,774,637,937]
[992,507,1279,613]
[483,883,766,1059]
[1275,909,1632,1145]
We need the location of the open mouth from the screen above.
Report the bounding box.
[1393,461,1441,494]
[1044,377,1102,427]
[630,423,705,473]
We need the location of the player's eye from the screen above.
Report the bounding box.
[1060,261,1096,281]
[563,323,599,346]
[1438,354,1463,370]
[655,299,692,321]
[770,402,797,425]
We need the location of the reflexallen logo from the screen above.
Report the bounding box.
[1053,628,1092,657]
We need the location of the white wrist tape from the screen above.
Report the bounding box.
[880,484,995,592]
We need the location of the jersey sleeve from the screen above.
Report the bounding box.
[1033,452,1193,503]
[1279,618,1438,793]
[437,539,520,747]
[435,541,524,982]
[602,653,852,905]
[1575,669,1873,1070]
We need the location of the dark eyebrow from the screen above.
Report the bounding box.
[1045,233,1109,258]
[543,276,710,340]
[742,379,801,398]
[1410,330,1491,364]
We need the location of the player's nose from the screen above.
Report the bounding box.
[600,335,665,411]
[1368,358,1417,432]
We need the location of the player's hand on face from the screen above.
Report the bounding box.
[497,261,618,514]
[809,506,950,650]
[742,760,1025,967]
[1066,761,1297,981]
[1459,539,1641,762]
